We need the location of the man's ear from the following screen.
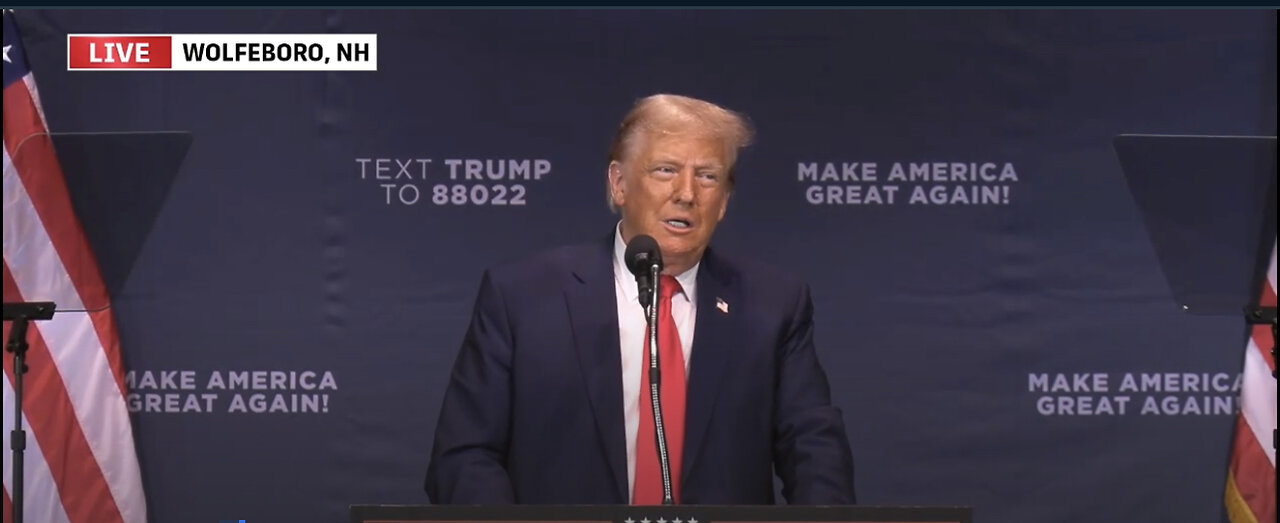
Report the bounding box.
[608,161,625,207]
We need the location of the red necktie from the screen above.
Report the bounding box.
[633,274,686,505]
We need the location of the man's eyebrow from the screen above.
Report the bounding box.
[649,157,724,170]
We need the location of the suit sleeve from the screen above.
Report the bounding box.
[425,269,517,503]
[772,283,858,504]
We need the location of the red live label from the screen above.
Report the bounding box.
[68,36,172,69]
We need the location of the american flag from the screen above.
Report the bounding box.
[1225,240,1277,523]
[3,10,147,523]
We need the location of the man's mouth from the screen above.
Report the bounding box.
[663,219,692,230]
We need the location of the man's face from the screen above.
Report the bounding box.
[610,131,732,274]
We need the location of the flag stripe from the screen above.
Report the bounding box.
[2,267,124,523]
[2,371,75,523]
[22,75,50,134]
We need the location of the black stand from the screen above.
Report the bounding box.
[644,264,675,505]
[2,301,57,523]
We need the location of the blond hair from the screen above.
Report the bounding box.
[606,94,754,212]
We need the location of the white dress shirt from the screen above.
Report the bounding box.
[612,223,698,502]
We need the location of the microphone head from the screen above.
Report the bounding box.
[624,234,663,276]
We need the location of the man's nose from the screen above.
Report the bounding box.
[671,170,696,205]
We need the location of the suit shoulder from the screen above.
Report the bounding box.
[483,242,601,288]
[709,248,809,296]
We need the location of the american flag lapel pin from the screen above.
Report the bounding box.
[715,297,729,314]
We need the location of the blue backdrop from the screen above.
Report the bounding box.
[10,8,1278,523]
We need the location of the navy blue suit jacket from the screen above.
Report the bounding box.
[425,234,856,504]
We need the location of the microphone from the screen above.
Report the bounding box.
[624,234,663,306]
[623,234,675,505]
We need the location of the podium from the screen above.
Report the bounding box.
[349,505,973,523]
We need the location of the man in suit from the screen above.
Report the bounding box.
[425,93,856,505]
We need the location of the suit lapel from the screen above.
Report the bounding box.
[681,247,740,482]
[564,236,627,502]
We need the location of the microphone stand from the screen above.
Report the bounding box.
[3,301,57,523]
[644,263,675,505]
